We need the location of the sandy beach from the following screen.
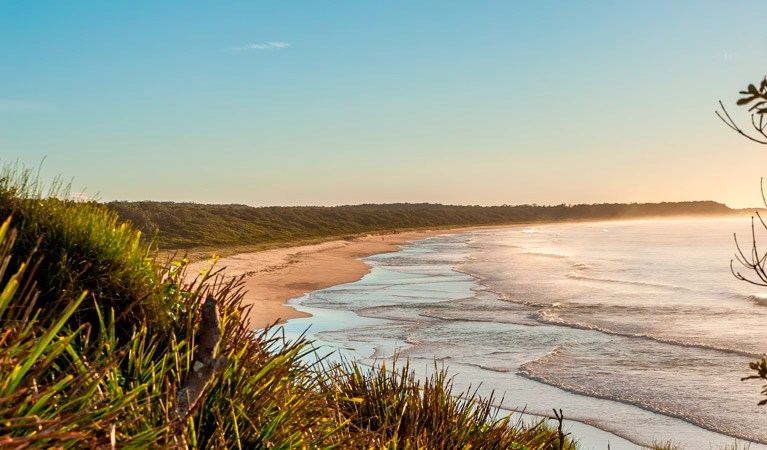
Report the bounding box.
[182,216,735,330]
[187,228,488,329]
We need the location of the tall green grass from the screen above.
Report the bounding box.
[318,358,576,449]
[0,211,347,448]
[0,163,165,342]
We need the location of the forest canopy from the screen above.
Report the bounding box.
[109,200,745,250]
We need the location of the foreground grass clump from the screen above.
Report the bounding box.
[320,358,575,449]
[0,165,167,341]
[0,211,344,448]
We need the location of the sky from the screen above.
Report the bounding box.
[2,1,767,208]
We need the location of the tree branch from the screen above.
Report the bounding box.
[716,101,767,145]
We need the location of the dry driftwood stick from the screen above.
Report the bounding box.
[175,296,228,421]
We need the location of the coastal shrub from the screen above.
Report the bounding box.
[0,216,103,448]
[0,212,347,448]
[0,163,349,447]
[0,214,181,448]
[0,162,166,342]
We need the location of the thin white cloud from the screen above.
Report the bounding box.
[718,50,742,60]
[230,42,290,51]
[0,99,53,113]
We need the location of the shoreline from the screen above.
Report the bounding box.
[187,225,503,329]
[186,217,767,448]
[274,218,762,449]
[184,215,749,330]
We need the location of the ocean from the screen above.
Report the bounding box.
[281,218,767,449]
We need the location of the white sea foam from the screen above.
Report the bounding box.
[281,219,767,449]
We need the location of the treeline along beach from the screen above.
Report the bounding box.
[111,200,744,250]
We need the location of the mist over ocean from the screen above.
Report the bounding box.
[284,219,767,448]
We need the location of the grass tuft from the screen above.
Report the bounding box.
[0,162,166,342]
[317,357,577,449]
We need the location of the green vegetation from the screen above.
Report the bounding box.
[111,199,743,251]
[0,166,585,448]
[0,165,167,342]
[0,165,753,448]
[319,358,574,449]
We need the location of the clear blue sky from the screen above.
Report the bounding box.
[2,1,767,207]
